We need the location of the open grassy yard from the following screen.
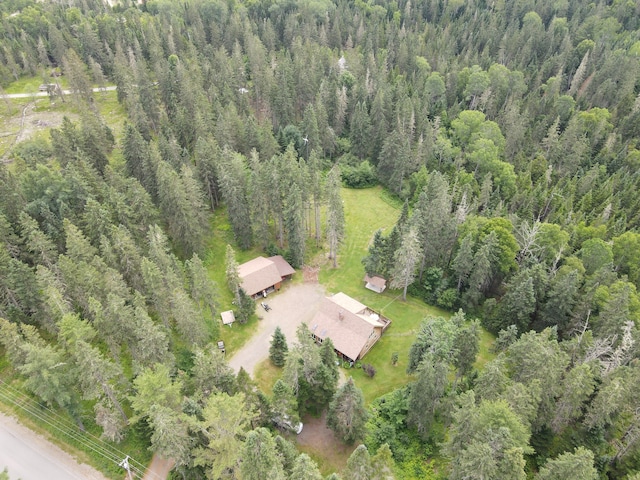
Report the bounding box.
[203,207,267,356]
[316,186,495,403]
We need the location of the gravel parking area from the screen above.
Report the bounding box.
[228,282,326,375]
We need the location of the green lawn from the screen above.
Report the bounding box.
[204,206,266,356]
[317,186,495,404]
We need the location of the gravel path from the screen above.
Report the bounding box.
[228,282,326,375]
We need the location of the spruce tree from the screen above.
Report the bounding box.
[269,326,288,367]
[327,378,368,444]
[326,166,345,268]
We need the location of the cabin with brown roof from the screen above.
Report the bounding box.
[238,255,295,299]
[309,292,391,362]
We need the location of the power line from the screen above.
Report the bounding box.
[0,379,160,479]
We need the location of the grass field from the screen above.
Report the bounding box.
[203,206,266,356]
[317,187,495,403]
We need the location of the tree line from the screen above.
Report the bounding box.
[1,0,640,477]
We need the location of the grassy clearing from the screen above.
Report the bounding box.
[204,206,265,355]
[253,359,282,395]
[1,84,125,162]
[316,186,495,403]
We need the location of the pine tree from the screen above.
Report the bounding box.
[327,378,369,444]
[290,454,323,480]
[270,326,288,367]
[285,183,305,268]
[326,166,345,268]
[241,428,286,480]
[344,445,373,480]
[389,226,423,301]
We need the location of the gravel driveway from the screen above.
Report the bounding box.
[228,283,326,375]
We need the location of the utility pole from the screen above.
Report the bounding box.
[119,455,133,480]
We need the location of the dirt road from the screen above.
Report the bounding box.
[228,283,326,375]
[2,86,116,99]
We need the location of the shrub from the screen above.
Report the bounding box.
[436,288,459,310]
[362,363,376,378]
[391,352,399,366]
[340,161,378,188]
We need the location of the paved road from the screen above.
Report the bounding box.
[0,413,108,480]
[228,283,326,375]
[2,86,116,99]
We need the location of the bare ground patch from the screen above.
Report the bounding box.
[1,101,74,161]
[303,264,320,283]
[296,410,356,475]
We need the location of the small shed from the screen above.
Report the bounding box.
[364,274,387,293]
[221,310,235,326]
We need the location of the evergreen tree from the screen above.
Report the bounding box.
[452,317,481,380]
[290,453,323,480]
[236,288,255,324]
[535,447,597,480]
[194,392,257,478]
[371,443,396,480]
[241,428,286,480]
[284,183,305,268]
[407,354,450,439]
[363,230,389,277]
[156,161,209,256]
[326,166,345,268]
[270,326,288,367]
[443,392,532,480]
[344,445,373,480]
[350,101,372,160]
[487,268,536,334]
[327,378,369,444]
[412,172,456,276]
[389,226,422,301]
[217,150,253,249]
[191,346,237,396]
[121,123,157,198]
[225,244,241,297]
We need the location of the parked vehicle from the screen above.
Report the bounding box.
[273,414,303,434]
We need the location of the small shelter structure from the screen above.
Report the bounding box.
[364,274,387,293]
[221,310,235,327]
[238,255,295,299]
[309,292,391,362]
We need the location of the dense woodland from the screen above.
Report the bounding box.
[2,0,640,478]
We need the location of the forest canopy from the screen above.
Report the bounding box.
[1,0,640,478]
